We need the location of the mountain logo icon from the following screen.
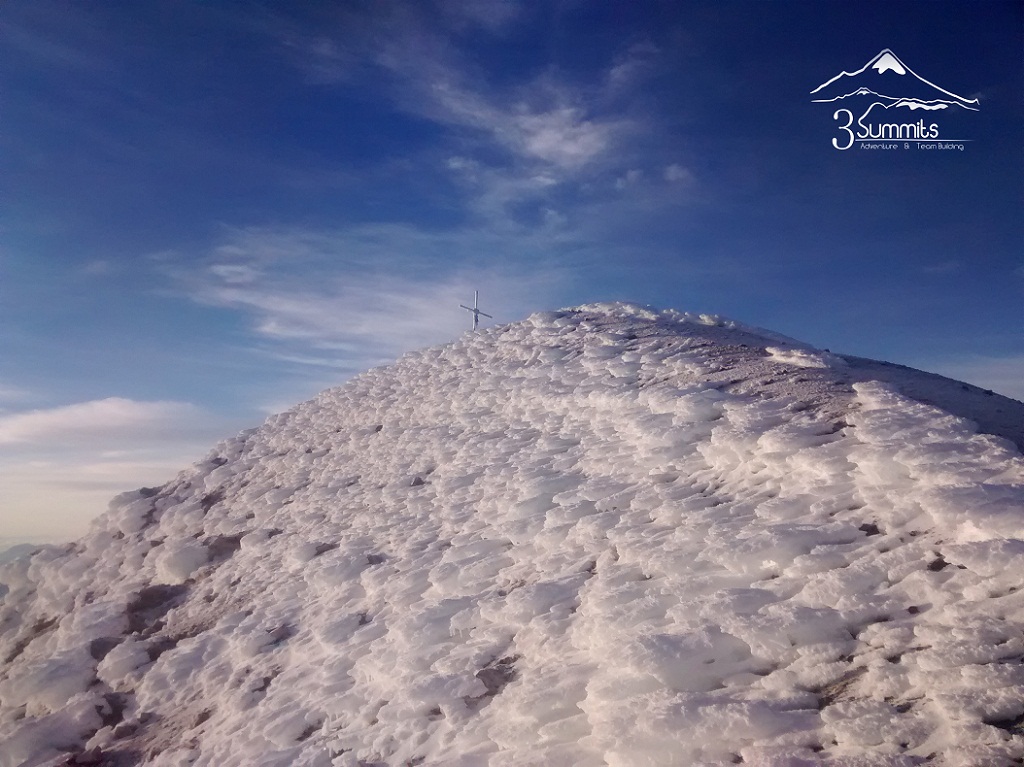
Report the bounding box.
[811,49,979,150]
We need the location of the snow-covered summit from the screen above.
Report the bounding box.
[3,304,1024,767]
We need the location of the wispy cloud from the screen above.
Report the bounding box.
[0,398,204,446]
[171,224,569,373]
[270,1,523,84]
[0,5,111,73]
[0,383,35,409]
[508,105,619,169]
[81,259,114,275]
[606,41,661,93]
[615,169,644,189]
[271,2,647,178]
[664,163,695,184]
[376,48,632,177]
[921,260,961,274]
[439,0,524,32]
[251,1,698,270]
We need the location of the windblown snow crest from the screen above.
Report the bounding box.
[3,303,1024,767]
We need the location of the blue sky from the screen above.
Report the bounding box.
[2,0,1022,544]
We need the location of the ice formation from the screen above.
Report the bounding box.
[2,303,1024,767]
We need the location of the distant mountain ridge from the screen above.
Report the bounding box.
[0,544,37,567]
[2,303,1024,767]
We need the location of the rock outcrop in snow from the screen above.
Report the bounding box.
[2,303,1024,767]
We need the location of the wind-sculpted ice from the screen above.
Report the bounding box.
[2,303,1023,767]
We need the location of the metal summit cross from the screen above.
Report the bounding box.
[460,290,492,331]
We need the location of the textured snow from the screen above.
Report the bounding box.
[2,302,1024,767]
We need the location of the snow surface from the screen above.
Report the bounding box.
[2,302,1024,767]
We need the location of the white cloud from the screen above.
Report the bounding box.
[0,383,35,407]
[921,260,961,274]
[271,2,523,85]
[542,208,567,227]
[416,73,627,175]
[2,8,110,73]
[210,263,262,284]
[0,398,204,446]
[606,41,660,91]
[267,352,357,369]
[273,4,633,177]
[258,5,693,248]
[664,163,694,184]
[444,161,569,229]
[616,169,643,189]
[447,155,480,174]
[440,0,523,31]
[175,225,569,372]
[81,259,113,275]
[507,106,615,169]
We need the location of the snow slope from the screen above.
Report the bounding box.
[2,303,1024,767]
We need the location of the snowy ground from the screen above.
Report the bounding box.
[2,303,1024,767]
